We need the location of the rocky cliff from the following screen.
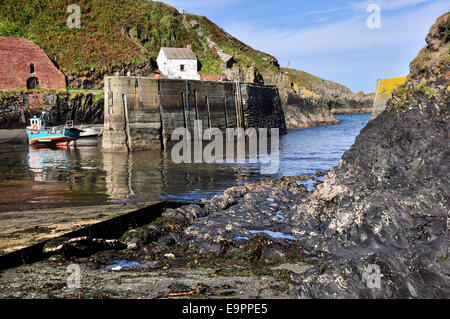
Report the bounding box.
[288,12,449,297]
[0,91,103,129]
[265,68,373,128]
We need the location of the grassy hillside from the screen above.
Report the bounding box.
[0,0,280,87]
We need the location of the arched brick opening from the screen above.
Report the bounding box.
[26,77,39,89]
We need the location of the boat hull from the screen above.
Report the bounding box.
[27,128,81,146]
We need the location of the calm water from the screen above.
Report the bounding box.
[0,114,370,212]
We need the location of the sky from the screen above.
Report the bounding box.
[162,0,449,93]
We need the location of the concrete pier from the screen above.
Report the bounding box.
[102,77,287,152]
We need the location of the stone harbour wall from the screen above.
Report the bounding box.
[102,77,287,152]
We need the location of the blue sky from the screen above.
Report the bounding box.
[164,0,449,93]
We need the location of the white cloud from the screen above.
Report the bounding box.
[224,1,448,57]
[307,7,341,15]
[348,0,432,11]
[222,0,448,92]
[313,17,329,23]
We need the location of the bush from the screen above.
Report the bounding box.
[0,20,28,38]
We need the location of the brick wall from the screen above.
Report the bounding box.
[0,37,66,90]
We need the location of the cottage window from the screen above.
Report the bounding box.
[180,64,185,72]
[30,64,35,74]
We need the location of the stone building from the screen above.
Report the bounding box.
[156,47,201,80]
[0,37,66,90]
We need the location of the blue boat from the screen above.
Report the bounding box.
[26,113,82,146]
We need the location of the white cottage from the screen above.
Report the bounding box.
[156,47,201,80]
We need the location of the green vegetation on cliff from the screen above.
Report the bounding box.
[391,12,449,112]
[0,0,279,87]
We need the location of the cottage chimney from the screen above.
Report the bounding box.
[187,44,192,51]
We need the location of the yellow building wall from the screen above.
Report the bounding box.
[375,77,407,99]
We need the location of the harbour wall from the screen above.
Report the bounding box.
[102,77,287,152]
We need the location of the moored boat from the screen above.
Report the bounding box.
[78,125,103,137]
[26,114,82,146]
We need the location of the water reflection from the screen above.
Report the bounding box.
[102,147,262,204]
[0,114,371,212]
[28,146,72,182]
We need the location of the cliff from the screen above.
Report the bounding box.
[280,68,374,114]
[290,12,449,297]
[0,91,104,129]
[0,0,372,129]
[267,68,374,128]
[175,12,449,298]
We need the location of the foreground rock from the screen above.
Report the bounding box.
[176,14,450,298]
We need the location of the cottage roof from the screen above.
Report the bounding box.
[160,47,197,60]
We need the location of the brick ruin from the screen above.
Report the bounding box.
[0,37,66,90]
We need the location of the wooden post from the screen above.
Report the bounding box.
[158,79,168,151]
[122,93,131,152]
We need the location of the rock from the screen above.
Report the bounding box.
[163,205,205,222]
[241,235,273,264]
[287,13,450,298]
[176,13,450,298]
[43,237,126,257]
[314,171,325,177]
[0,92,104,129]
[126,242,138,250]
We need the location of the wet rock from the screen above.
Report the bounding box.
[120,216,188,247]
[241,235,273,264]
[162,205,206,222]
[314,171,325,177]
[261,246,288,260]
[43,237,126,258]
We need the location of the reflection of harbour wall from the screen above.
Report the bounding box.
[371,77,406,120]
[102,77,287,152]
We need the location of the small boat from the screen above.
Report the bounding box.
[78,125,103,138]
[26,113,82,146]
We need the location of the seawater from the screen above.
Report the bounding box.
[0,114,370,212]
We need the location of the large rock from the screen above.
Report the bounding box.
[288,12,450,298]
